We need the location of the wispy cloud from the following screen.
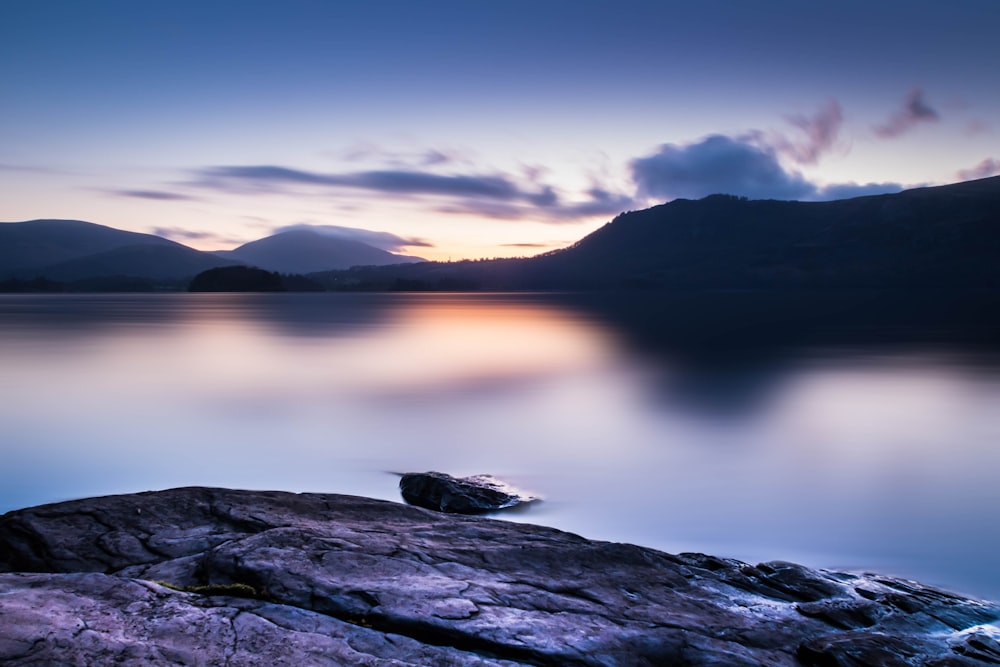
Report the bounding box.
[814,181,905,200]
[274,223,433,251]
[195,165,549,202]
[777,99,845,165]
[957,158,1000,181]
[335,143,478,172]
[964,120,991,136]
[434,188,634,222]
[740,100,847,167]
[557,188,636,219]
[179,94,934,233]
[113,189,197,201]
[874,88,940,138]
[420,149,458,166]
[0,163,60,173]
[192,164,633,223]
[151,227,244,246]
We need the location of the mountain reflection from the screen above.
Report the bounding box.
[545,289,1000,415]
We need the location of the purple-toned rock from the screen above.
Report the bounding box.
[399,471,539,514]
[0,487,998,666]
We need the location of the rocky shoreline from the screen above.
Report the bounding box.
[1,487,998,665]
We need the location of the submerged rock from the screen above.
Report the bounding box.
[398,471,539,514]
[0,487,998,666]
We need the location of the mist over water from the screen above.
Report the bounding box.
[2,292,999,600]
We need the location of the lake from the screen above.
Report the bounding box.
[1,292,998,600]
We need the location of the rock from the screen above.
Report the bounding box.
[398,471,538,514]
[0,572,515,666]
[0,487,997,666]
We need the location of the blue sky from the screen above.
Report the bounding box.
[2,0,998,260]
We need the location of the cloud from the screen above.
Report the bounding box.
[626,100,872,202]
[113,189,197,201]
[434,187,633,222]
[274,223,433,251]
[0,163,59,173]
[336,143,472,168]
[152,227,244,246]
[813,182,904,200]
[356,170,533,200]
[965,120,992,136]
[189,99,925,229]
[874,88,940,138]
[779,99,844,165]
[196,165,551,203]
[420,149,454,166]
[193,164,633,223]
[739,100,845,166]
[630,134,816,201]
[557,188,635,219]
[957,158,1000,181]
[629,132,910,203]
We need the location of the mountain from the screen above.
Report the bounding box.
[527,175,1000,289]
[0,219,238,285]
[32,244,241,282]
[313,176,1000,291]
[217,229,425,274]
[0,219,179,275]
[0,219,424,289]
[6,176,999,291]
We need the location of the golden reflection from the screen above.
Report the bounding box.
[111,296,618,398]
[321,297,615,395]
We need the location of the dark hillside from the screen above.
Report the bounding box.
[313,176,1000,291]
[530,176,1000,289]
[33,244,238,282]
[0,219,178,275]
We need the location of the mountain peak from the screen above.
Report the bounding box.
[221,230,425,274]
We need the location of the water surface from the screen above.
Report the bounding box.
[2,292,998,600]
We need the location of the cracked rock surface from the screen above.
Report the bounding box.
[1,487,998,666]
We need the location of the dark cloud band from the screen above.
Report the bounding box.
[193,165,632,223]
[113,189,197,201]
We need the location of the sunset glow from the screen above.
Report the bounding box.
[2,1,997,259]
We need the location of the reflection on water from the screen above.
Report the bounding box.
[1,292,999,600]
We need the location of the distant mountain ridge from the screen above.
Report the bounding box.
[314,175,1000,291]
[0,220,424,286]
[31,244,242,282]
[0,219,180,274]
[4,176,999,291]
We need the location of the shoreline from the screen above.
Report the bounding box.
[2,486,998,665]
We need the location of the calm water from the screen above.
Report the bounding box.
[2,292,999,600]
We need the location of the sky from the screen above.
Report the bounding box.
[2,0,998,261]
